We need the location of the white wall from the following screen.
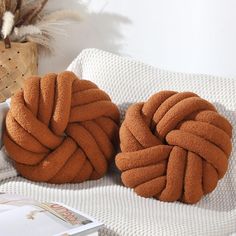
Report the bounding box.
[40,0,236,78]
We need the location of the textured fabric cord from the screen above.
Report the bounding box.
[3,72,120,184]
[67,48,236,235]
[0,48,236,235]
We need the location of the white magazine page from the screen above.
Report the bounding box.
[0,193,103,236]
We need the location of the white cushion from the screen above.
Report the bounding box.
[67,48,236,121]
[0,49,236,235]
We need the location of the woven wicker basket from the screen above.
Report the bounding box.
[0,41,38,103]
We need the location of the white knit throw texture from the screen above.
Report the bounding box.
[0,49,235,235]
[0,100,17,181]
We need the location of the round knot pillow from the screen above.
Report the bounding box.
[116,91,232,204]
[4,71,120,183]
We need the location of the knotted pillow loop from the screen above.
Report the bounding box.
[116,91,232,203]
[4,71,120,183]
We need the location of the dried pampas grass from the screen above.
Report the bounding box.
[26,33,51,52]
[41,10,81,22]
[1,11,14,38]
[10,24,42,41]
[22,0,48,25]
[32,21,68,53]
[0,0,82,52]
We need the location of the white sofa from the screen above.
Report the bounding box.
[0,49,236,235]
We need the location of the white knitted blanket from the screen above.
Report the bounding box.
[0,49,236,235]
[0,101,17,181]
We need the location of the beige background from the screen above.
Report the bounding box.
[41,0,236,79]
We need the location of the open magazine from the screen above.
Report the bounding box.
[0,193,103,236]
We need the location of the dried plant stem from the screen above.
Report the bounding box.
[42,10,81,22]
[24,0,48,25]
[4,36,10,48]
[15,0,22,13]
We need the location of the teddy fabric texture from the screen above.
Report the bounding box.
[1,49,236,235]
[116,91,232,204]
[3,71,120,183]
[0,100,17,181]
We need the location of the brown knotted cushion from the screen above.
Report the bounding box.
[115,91,232,204]
[4,71,120,183]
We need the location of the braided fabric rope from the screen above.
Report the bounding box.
[116,91,232,204]
[4,71,120,183]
